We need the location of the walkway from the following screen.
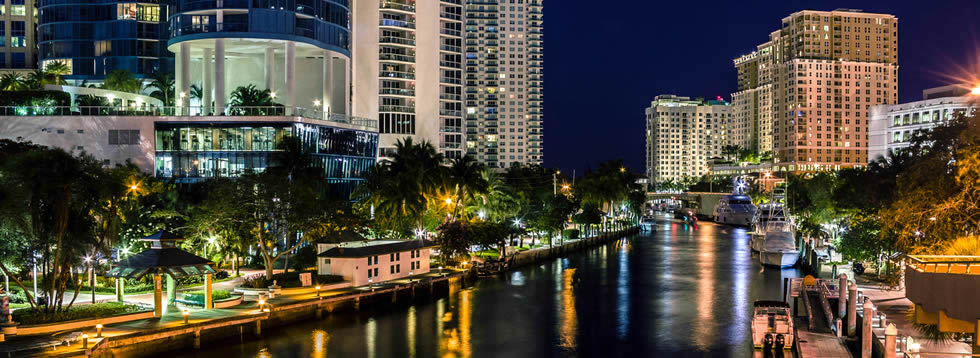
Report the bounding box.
[795,327,851,358]
[859,283,973,357]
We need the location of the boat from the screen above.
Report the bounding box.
[640,216,656,231]
[755,187,800,268]
[751,300,795,351]
[713,195,756,226]
[749,203,791,252]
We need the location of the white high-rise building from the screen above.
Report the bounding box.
[353,0,465,159]
[464,0,543,169]
[868,86,974,162]
[646,95,733,183]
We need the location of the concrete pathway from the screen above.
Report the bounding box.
[795,326,850,358]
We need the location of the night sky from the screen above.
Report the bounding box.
[543,0,980,175]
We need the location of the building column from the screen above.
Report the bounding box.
[214,39,226,115]
[202,48,213,115]
[341,57,350,115]
[285,42,296,113]
[179,43,191,114]
[152,274,162,318]
[322,52,332,116]
[204,273,213,310]
[265,47,276,94]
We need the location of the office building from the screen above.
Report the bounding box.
[464,0,543,169]
[730,41,774,154]
[645,95,732,183]
[868,86,974,161]
[736,9,898,172]
[352,0,464,159]
[0,0,35,69]
[37,0,169,80]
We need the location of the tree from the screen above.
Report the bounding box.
[353,138,445,237]
[0,73,25,91]
[44,61,70,85]
[229,84,279,115]
[0,140,105,312]
[445,156,487,221]
[434,221,471,265]
[102,70,142,94]
[468,168,520,221]
[144,72,175,106]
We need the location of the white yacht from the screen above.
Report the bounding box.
[754,188,800,268]
[712,194,756,226]
[751,300,794,351]
[640,216,656,231]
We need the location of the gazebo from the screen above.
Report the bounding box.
[106,231,217,317]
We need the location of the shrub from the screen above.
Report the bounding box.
[562,229,580,240]
[12,302,144,325]
[215,271,230,280]
[293,245,317,271]
[0,90,71,107]
[241,274,269,289]
[182,290,232,305]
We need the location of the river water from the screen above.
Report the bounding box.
[182,215,801,357]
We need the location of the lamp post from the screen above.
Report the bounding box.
[96,323,103,338]
[315,285,321,299]
[183,309,190,324]
[85,256,95,304]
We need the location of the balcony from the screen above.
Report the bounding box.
[440,77,462,85]
[440,125,463,133]
[380,88,415,97]
[379,36,416,46]
[439,93,461,101]
[379,53,415,63]
[380,70,415,80]
[380,1,415,12]
[379,105,415,113]
[440,12,462,21]
[440,28,461,37]
[380,19,416,30]
[440,44,462,53]
[440,109,462,117]
[0,105,377,129]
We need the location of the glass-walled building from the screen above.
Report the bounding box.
[37,0,171,80]
[154,121,378,198]
[0,0,36,69]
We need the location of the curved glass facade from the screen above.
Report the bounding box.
[168,0,350,55]
[37,0,170,80]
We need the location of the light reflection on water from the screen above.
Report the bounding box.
[175,219,800,358]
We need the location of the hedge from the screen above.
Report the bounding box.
[562,229,581,240]
[182,289,232,306]
[12,302,144,325]
[0,90,71,107]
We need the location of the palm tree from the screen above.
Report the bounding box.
[44,61,70,84]
[445,155,487,221]
[469,168,520,221]
[353,138,445,237]
[190,84,203,102]
[0,73,25,91]
[24,70,52,90]
[102,70,141,94]
[144,72,174,106]
[229,84,278,115]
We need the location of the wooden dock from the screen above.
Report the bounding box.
[794,322,851,358]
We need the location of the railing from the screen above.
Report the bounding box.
[379,36,415,46]
[439,109,462,117]
[440,125,462,133]
[379,105,415,113]
[380,19,416,29]
[381,70,416,80]
[907,255,980,274]
[380,88,415,96]
[379,53,415,63]
[380,1,415,12]
[0,106,377,129]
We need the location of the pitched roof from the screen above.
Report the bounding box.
[318,240,437,258]
[106,248,215,279]
[141,230,184,242]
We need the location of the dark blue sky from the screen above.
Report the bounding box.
[543,0,980,175]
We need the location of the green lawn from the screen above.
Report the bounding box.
[471,250,501,259]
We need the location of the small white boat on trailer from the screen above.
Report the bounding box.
[751,300,795,352]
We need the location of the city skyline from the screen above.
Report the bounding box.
[545,0,980,175]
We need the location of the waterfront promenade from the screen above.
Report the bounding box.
[4,227,638,357]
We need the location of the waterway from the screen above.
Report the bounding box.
[180,214,801,357]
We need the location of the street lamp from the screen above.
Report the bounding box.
[972,85,980,96]
[315,285,321,299]
[182,309,190,324]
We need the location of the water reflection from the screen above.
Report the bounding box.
[559,268,577,350]
[177,221,801,358]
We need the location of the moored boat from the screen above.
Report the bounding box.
[751,300,795,351]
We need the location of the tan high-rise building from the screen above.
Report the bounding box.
[733,9,898,172]
[0,0,36,70]
[646,95,732,183]
[464,0,544,169]
[353,0,465,159]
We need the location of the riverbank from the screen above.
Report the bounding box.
[3,226,639,357]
